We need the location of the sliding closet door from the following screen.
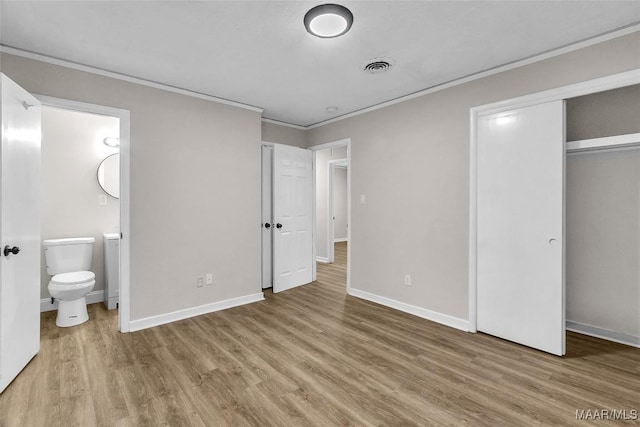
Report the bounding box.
[476,100,565,356]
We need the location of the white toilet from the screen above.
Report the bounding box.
[43,237,96,327]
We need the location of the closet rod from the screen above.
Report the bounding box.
[566,132,640,154]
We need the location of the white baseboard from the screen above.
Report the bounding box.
[566,320,640,348]
[40,290,104,312]
[333,238,348,243]
[129,292,265,332]
[348,288,469,332]
[316,256,329,263]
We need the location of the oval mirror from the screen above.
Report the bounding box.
[97,153,120,199]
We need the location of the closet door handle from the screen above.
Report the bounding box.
[276,223,283,229]
[264,222,271,229]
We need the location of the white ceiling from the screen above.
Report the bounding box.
[1,1,638,127]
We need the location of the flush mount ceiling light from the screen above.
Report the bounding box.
[304,4,353,38]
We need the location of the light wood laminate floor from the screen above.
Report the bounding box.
[1,242,639,426]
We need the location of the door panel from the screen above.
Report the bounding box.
[0,74,41,393]
[273,144,313,293]
[476,100,565,356]
[261,146,273,289]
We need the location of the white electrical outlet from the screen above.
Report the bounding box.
[404,274,412,286]
[206,273,213,285]
[98,195,107,205]
[360,194,366,204]
[196,276,204,288]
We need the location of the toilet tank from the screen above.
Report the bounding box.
[43,237,95,275]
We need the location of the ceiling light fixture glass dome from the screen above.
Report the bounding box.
[304,4,353,38]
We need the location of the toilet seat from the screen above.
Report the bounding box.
[50,271,95,286]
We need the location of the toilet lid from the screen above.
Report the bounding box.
[51,271,95,285]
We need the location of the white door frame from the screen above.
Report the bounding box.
[469,69,640,333]
[327,159,348,263]
[310,138,351,292]
[35,95,132,333]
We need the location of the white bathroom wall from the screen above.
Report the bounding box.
[41,106,120,300]
[333,166,348,241]
[315,146,348,261]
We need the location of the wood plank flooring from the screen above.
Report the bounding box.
[1,242,639,426]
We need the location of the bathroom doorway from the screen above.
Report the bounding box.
[36,95,131,332]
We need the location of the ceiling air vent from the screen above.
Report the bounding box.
[362,58,394,74]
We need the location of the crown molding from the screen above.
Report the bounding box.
[0,45,264,114]
[2,22,637,129]
[261,117,306,130]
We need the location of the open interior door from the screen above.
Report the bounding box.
[476,100,565,356]
[0,74,41,392]
[261,145,273,289]
[272,144,313,293]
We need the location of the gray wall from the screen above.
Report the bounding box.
[333,167,348,241]
[262,121,306,147]
[1,52,263,321]
[306,32,640,321]
[41,106,120,299]
[566,84,640,141]
[566,149,639,339]
[315,146,348,260]
[3,30,639,334]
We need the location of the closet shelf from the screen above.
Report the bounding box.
[566,133,640,153]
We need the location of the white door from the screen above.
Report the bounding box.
[272,144,313,293]
[261,145,273,289]
[0,74,41,393]
[476,100,565,356]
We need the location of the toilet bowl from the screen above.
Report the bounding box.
[43,237,95,327]
[48,271,95,327]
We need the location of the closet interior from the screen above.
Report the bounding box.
[565,84,640,346]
